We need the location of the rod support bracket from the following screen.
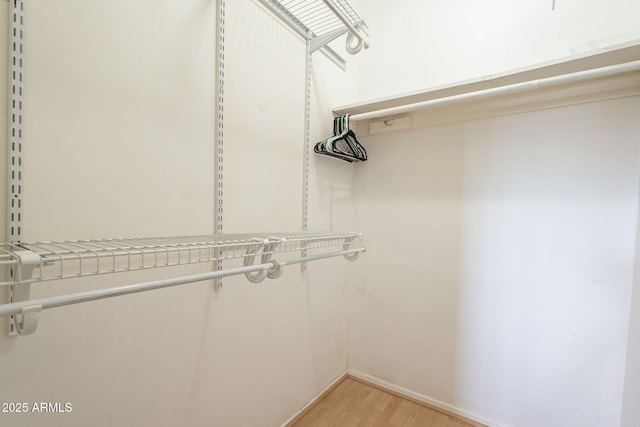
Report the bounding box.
[243,237,284,283]
[309,27,349,53]
[343,237,360,261]
[267,260,283,279]
[17,305,42,336]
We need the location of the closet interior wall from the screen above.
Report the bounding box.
[624,196,640,427]
[350,99,640,427]
[347,1,640,426]
[0,1,358,426]
[355,0,640,100]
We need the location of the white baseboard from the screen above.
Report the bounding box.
[347,369,507,427]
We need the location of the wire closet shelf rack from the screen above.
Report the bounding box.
[2,1,367,336]
[0,231,364,286]
[0,232,364,335]
[257,0,369,57]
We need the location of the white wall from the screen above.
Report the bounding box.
[0,1,358,426]
[345,2,640,425]
[349,98,640,426]
[356,0,640,100]
[622,195,640,427]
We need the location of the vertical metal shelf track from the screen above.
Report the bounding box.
[6,0,26,336]
[300,35,314,270]
[302,35,312,233]
[215,0,226,288]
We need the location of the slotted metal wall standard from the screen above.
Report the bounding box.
[215,0,226,288]
[6,0,26,336]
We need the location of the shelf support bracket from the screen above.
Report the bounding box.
[10,250,41,335]
[308,27,349,53]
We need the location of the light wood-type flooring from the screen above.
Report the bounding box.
[289,377,484,427]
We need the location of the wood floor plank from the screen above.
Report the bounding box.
[406,406,438,427]
[289,378,483,427]
[331,411,362,427]
[447,417,469,427]
[431,412,451,427]
[388,399,418,425]
[295,391,348,427]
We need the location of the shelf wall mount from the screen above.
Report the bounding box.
[9,250,41,335]
[215,0,226,288]
[6,0,26,336]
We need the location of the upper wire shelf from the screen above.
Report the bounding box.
[257,0,369,62]
[0,231,363,286]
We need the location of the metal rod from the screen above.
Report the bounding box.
[279,247,364,267]
[0,248,365,318]
[348,60,640,122]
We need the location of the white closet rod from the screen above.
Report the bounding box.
[0,248,365,318]
[348,60,640,122]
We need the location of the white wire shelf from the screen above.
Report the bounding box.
[257,0,369,60]
[0,231,365,335]
[0,231,363,286]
